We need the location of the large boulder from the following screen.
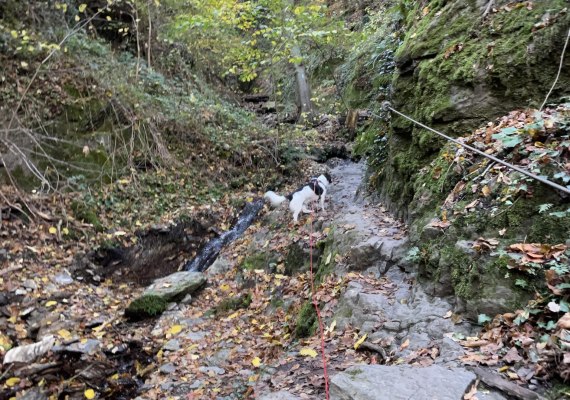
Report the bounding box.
[330,364,476,400]
[125,271,206,319]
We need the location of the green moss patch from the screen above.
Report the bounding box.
[125,295,168,320]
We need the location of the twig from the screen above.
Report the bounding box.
[0,364,14,381]
[471,367,545,400]
[474,161,496,182]
[540,28,570,111]
[0,264,24,276]
[357,341,387,360]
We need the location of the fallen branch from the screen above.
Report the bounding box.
[470,367,545,400]
[357,341,387,361]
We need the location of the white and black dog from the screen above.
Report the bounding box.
[264,173,332,222]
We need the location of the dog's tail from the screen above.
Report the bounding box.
[264,191,288,207]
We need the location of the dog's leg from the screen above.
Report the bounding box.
[320,192,326,211]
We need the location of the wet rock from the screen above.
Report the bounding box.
[160,363,176,374]
[52,271,74,286]
[258,392,301,400]
[163,339,180,351]
[3,335,55,364]
[330,364,476,400]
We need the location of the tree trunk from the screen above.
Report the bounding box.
[290,45,315,124]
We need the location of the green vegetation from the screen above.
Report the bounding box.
[295,300,317,338]
[125,295,168,320]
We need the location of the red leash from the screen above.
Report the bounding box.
[308,212,330,399]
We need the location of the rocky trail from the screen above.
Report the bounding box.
[0,160,546,400]
[133,161,513,399]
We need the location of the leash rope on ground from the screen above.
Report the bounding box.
[377,102,570,196]
[308,210,331,399]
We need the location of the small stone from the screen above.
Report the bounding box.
[160,363,176,374]
[163,339,180,351]
[186,331,207,341]
[189,380,203,389]
[15,288,27,296]
[180,294,192,304]
[23,279,38,290]
[198,366,225,375]
[52,272,74,286]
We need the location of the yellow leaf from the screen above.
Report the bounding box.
[110,373,119,380]
[353,333,367,350]
[45,300,57,307]
[57,329,72,340]
[75,15,80,21]
[49,226,57,234]
[252,356,261,367]
[10,30,18,38]
[481,185,491,197]
[325,252,332,265]
[226,312,239,320]
[220,284,231,292]
[6,377,20,387]
[299,347,318,358]
[106,16,112,21]
[79,4,87,12]
[84,389,95,399]
[62,227,69,235]
[168,325,183,335]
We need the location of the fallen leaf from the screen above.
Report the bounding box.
[399,338,410,350]
[251,357,261,367]
[6,377,20,387]
[45,300,57,307]
[84,389,96,399]
[168,325,184,335]
[299,347,318,358]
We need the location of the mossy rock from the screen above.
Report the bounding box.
[124,295,168,320]
[295,301,317,338]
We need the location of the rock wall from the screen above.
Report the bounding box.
[377,0,570,219]
[337,0,570,317]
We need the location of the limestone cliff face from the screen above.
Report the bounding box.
[377,0,570,219]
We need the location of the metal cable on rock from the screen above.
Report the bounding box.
[379,102,570,195]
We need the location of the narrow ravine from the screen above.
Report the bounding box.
[258,161,508,400]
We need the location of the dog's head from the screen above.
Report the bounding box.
[318,173,332,186]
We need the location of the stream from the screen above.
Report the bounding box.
[183,198,264,272]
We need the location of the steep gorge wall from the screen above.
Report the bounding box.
[335,0,570,317]
[378,0,570,220]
